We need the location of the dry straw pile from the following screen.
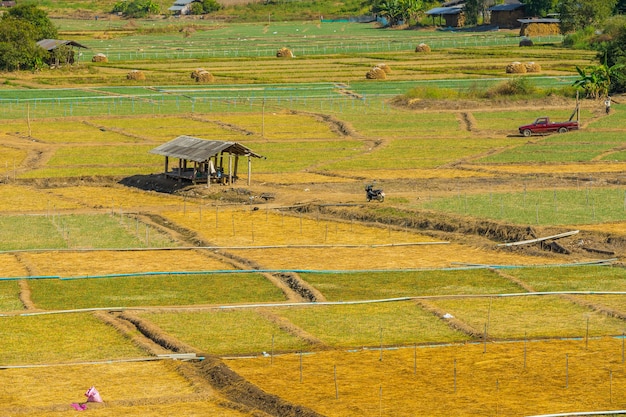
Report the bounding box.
[521,22,560,36]
[415,43,431,53]
[276,47,294,58]
[191,68,214,83]
[366,66,387,79]
[375,63,391,74]
[127,70,146,80]
[525,61,541,72]
[91,53,108,63]
[505,62,526,74]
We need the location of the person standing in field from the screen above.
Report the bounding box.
[605,96,612,114]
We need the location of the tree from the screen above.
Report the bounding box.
[3,3,57,40]
[0,18,46,71]
[519,0,556,17]
[598,25,626,93]
[371,0,424,26]
[557,0,617,33]
[464,0,491,26]
[615,0,626,14]
[113,0,160,18]
[573,62,624,98]
[189,0,222,15]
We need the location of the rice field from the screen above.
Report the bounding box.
[1,18,625,417]
[227,337,626,417]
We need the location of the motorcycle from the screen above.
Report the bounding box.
[365,184,385,202]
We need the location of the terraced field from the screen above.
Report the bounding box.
[1,19,626,417]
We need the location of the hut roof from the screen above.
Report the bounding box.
[149,136,263,162]
[426,5,463,15]
[490,2,524,11]
[518,18,560,24]
[36,39,89,51]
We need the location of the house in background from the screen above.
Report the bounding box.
[168,0,201,15]
[489,1,525,28]
[0,1,16,7]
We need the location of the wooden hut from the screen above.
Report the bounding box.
[425,5,465,27]
[149,136,264,186]
[36,39,89,66]
[489,2,525,28]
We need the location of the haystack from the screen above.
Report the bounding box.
[505,62,527,74]
[415,43,431,53]
[375,63,391,74]
[366,66,387,80]
[92,53,108,63]
[519,38,534,47]
[524,62,541,73]
[126,70,146,80]
[194,70,214,83]
[520,22,560,37]
[276,47,294,58]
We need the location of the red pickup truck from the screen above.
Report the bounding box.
[518,117,579,137]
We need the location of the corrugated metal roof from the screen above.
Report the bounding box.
[173,0,196,4]
[36,39,89,51]
[490,3,524,11]
[518,18,560,24]
[149,136,263,162]
[426,6,463,15]
[168,5,185,11]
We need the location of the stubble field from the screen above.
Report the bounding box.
[1,18,626,417]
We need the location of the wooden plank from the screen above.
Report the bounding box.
[496,230,579,247]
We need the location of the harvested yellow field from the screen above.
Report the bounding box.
[232,244,550,270]
[0,362,193,407]
[0,254,29,277]
[255,172,354,183]
[577,221,626,236]
[0,185,81,212]
[21,250,232,277]
[0,360,246,417]
[228,337,626,417]
[48,186,184,211]
[163,209,442,247]
[27,120,144,144]
[0,146,27,173]
[463,162,626,175]
[337,168,494,180]
[218,112,341,140]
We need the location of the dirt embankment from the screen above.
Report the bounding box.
[101,310,327,417]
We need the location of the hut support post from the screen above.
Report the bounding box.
[228,152,233,185]
[192,161,197,185]
[234,155,239,181]
[164,156,169,175]
[247,155,251,186]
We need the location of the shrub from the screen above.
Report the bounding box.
[485,77,535,98]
